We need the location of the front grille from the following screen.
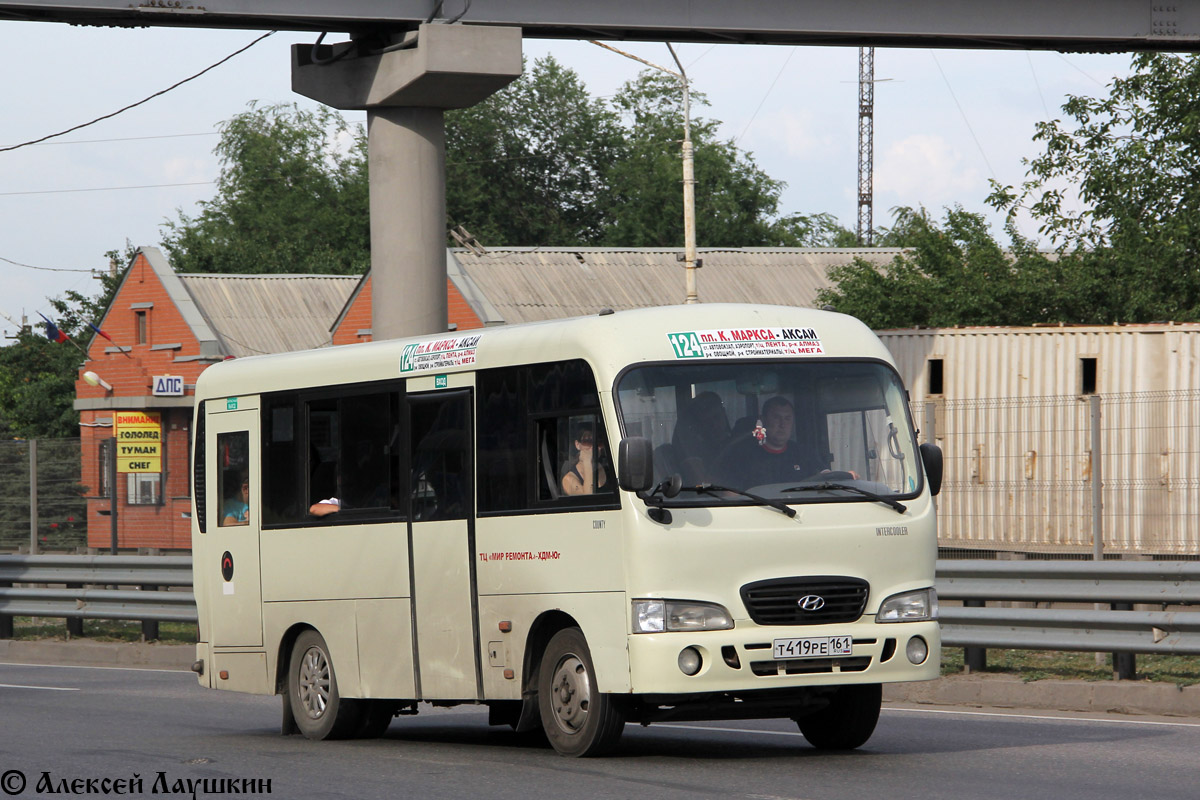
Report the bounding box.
[750,656,872,676]
[740,576,869,625]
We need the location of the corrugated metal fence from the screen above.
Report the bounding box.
[924,390,1200,556]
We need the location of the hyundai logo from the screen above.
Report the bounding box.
[797,594,826,611]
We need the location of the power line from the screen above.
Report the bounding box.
[1027,53,1054,122]
[1055,53,1110,88]
[0,181,214,198]
[736,48,796,144]
[32,132,219,147]
[0,256,92,274]
[930,50,996,179]
[0,31,275,153]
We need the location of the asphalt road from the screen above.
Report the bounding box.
[1,662,1198,800]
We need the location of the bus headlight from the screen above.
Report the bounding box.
[632,600,734,633]
[877,588,938,623]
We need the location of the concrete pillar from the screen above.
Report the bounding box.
[293,24,522,340]
[368,107,447,340]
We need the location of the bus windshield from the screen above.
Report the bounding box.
[616,361,922,505]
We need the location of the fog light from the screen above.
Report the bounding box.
[906,636,929,665]
[678,646,702,676]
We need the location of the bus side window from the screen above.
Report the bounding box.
[479,358,618,513]
[217,431,250,527]
[307,398,339,505]
[339,392,398,511]
[477,366,525,513]
[536,414,614,500]
[410,394,470,521]
[263,399,303,525]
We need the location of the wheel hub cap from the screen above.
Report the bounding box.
[297,646,331,720]
[549,654,590,734]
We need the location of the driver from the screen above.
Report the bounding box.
[716,396,826,488]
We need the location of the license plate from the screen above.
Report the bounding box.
[773,635,853,659]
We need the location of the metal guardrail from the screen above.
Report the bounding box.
[937,559,1200,655]
[4,555,1200,657]
[0,555,196,634]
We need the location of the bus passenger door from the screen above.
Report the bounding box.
[204,406,263,648]
[407,386,480,700]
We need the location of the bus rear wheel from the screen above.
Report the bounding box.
[795,683,882,750]
[537,628,625,757]
[288,630,361,740]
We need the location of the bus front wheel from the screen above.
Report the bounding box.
[288,630,361,740]
[537,628,625,757]
[795,683,882,750]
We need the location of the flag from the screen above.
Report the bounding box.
[37,312,69,344]
[88,322,114,343]
[88,319,132,358]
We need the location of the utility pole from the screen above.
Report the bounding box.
[667,44,698,304]
[857,47,875,247]
[590,40,698,304]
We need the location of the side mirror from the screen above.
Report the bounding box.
[618,436,654,492]
[920,442,943,497]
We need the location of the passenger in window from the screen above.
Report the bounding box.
[222,472,250,526]
[561,424,609,496]
[717,397,827,488]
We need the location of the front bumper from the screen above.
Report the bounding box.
[627,618,940,695]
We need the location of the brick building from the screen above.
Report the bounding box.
[78,245,880,550]
[76,248,359,550]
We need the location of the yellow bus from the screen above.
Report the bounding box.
[190,303,942,757]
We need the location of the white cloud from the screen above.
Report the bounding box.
[876,134,983,208]
[741,109,832,161]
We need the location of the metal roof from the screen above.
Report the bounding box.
[179,273,360,357]
[448,247,900,326]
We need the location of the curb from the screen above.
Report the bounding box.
[884,673,1200,718]
[0,640,194,671]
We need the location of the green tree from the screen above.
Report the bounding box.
[816,207,1074,329]
[445,56,627,245]
[0,330,82,439]
[161,102,370,275]
[162,60,850,265]
[988,52,1200,322]
[603,71,844,247]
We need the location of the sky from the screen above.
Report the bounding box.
[0,20,1140,339]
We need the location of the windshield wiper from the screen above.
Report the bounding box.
[683,483,797,518]
[783,482,907,514]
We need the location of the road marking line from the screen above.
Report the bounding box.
[0,683,79,691]
[0,662,188,674]
[883,706,1200,728]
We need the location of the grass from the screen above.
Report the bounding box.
[941,648,1200,686]
[9,617,197,644]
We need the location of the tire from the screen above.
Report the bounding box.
[288,630,362,740]
[795,684,882,750]
[354,700,397,739]
[537,628,625,757]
